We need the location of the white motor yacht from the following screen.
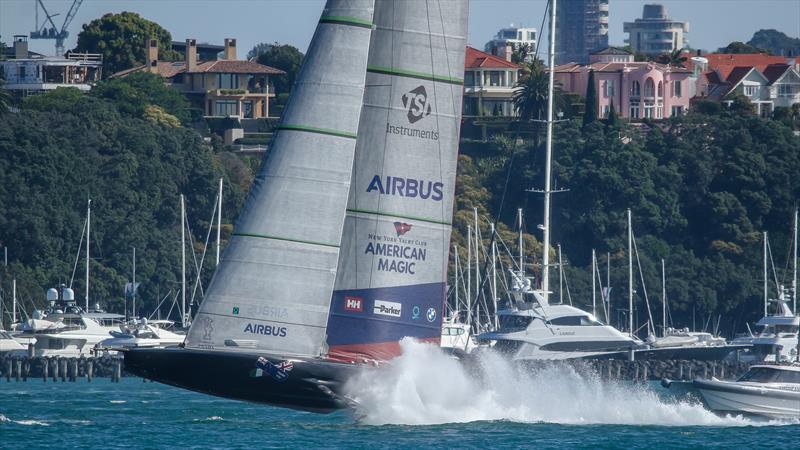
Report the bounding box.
[731,292,799,363]
[694,364,800,419]
[440,316,478,355]
[0,328,25,354]
[477,272,643,360]
[96,319,185,350]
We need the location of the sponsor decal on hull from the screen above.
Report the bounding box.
[344,296,363,312]
[373,300,402,318]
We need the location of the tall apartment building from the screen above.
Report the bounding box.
[624,4,689,56]
[556,0,609,65]
[484,26,537,62]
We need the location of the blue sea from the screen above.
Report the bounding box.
[2,342,798,449]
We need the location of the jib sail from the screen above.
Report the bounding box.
[327,0,468,361]
[185,0,375,357]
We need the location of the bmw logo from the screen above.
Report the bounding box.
[426,307,436,322]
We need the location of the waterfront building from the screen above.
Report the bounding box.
[701,63,800,117]
[623,4,689,56]
[556,0,609,65]
[111,38,284,119]
[554,47,692,119]
[463,46,521,117]
[484,26,537,62]
[0,35,102,95]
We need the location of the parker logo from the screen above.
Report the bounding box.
[373,300,402,318]
[393,222,412,237]
[402,85,432,124]
[344,296,363,312]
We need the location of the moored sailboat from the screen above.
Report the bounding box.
[125,0,468,412]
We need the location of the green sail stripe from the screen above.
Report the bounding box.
[319,15,373,29]
[233,232,339,249]
[367,65,463,85]
[276,124,357,139]
[346,208,451,226]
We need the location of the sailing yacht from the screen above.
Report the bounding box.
[125,0,469,412]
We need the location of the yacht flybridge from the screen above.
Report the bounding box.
[125,0,470,413]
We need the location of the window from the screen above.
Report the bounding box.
[644,78,655,97]
[214,100,239,117]
[630,80,641,97]
[738,367,800,384]
[17,65,26,79]
[529,31,535,40]
[779,84,792,96]
[630,105,640,118]
[745,85,759,96]
[605,79,615,97]
[657,81,663,97]
[217,73,239,89]
[499,315,534,330]
[671,106,683,116]
[548,315,603,326]
[489,71,501,86]
[465,71,475,87]
[602,104,610,117]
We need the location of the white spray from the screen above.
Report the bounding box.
[345,339,782,427]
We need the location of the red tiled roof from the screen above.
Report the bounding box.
[553,61,690,73]
[465,46,520,69]
[696,53,800,80]
[189,60,285,74]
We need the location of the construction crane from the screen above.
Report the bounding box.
[29,0,84,56]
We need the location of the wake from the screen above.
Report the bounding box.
[344,338,795,426]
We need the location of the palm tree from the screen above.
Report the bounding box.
[0,78,12,114]
[657,49,688,67]
[511,43,532,64]
[512,59,566,147]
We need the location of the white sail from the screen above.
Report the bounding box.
[327,0,468,361]
[185,0,375,357]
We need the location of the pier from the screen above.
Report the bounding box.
[1,354,125,382]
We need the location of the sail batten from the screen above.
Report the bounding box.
[184,0,375,357]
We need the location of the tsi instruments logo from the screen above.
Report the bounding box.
[402,85,432,124]
[373,299,402,318]
[344,296,363,312]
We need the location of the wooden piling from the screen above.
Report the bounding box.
[87,359,93,382]
[642,362,648,382]
[42,358,48,382]
[14,359,21,382]
[5,358,10,382]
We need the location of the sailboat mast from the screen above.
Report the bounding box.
[491,222,498,329]
[764,231,768,317]
[474,208,480,318]
[607,251,611,323]
[558,244,563,304]
[467,224,472,330]
[592,249,597,317]
[85,198,91,311]
[541,0,558,304]
[181,194,187,328]
[454,244,460,319]
[628,208,633,338]
[518,208,523,274]
[132,247,136,319]
[793,208,797,313]
[216,178,223,266]
[12,279,16,325]
[661,258,666,337]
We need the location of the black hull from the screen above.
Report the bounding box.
[124,347,362,413]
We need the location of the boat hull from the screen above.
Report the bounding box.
[124,347,362,413]
[694,379,800,419]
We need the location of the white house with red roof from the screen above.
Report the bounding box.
[463,46,521,117]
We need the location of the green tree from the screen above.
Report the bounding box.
[254,43,304,95]
[510,43,532,64]
[512,58,566,147]
[717,41,769,54]
[0,78,11,114]
[656,49,688,67]
[583,70,598,127]
[605,100,618,127]
[73,12,179,77]
[90,71,190,123]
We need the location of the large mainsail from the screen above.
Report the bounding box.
[327,0,469,361]
[185,0,375,357]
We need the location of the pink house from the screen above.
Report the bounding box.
[553,47,692,119]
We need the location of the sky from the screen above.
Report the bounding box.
[1,0,798,58]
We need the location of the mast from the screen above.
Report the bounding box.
[132,247,136,319]
[85,198,91,311]
[12,279,16,325]
[764,231,768,317]
[491,222,498,330]
[540,0,558,304]
[518,208,523,274]
[592,249,597,317]
[474,207,480,321]
[453,244,460,320]
[467,224,472,329]
[558,244,563,304]
[660,258,667,336]
[607,251,611,324]
[216,177,223,266]
[794,208,797,313]
[628,208,633,338]
[181,194,187,328]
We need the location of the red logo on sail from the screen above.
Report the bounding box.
[394,222,412,236]
[344,296,363,312]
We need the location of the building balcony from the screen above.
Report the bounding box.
[206,87,275,97]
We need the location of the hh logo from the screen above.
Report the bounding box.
[344,296,363,312]
[402,85,432,124]
[394,222,412,236]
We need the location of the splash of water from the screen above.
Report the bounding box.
[344,338,787,426]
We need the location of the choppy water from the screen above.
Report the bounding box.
[1,340,798,449]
